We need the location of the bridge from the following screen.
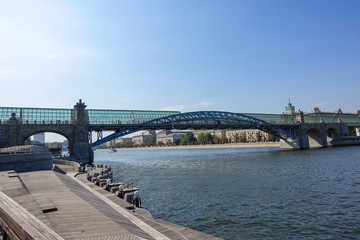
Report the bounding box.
[1,100,360,164]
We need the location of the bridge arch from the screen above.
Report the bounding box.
[326,127,339,141]
[22,130,70,144]
[91,111,296,147]
[19,125,75,156]
[307,127,324,148]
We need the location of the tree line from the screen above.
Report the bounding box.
[99,131,278,149]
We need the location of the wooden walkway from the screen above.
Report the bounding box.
[0,170,222,240]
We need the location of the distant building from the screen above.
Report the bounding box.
[33,133,45,143]
[132,130,156,146]
[156,130,187,145]
[106,137,133,147]
[194,129,272,142]
[285,100,295,115]
[115,137,132,145]
[225,129,271,142]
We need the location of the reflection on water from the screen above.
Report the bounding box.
[94,146,360,239]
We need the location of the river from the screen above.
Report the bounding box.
[94,146,360,239]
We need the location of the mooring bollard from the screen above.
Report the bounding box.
[133,190,142,208]
[117,185,124,198]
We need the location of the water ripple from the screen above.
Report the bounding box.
[95,146,360,239]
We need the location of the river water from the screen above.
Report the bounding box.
[94,146,360,239]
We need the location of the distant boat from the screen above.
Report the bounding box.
[108,148,117,153]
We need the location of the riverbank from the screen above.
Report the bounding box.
[98,142,280,151]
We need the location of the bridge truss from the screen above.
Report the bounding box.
[90,111,297,147]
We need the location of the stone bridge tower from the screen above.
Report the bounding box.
[0,100,94,164]
[72,99,93,164]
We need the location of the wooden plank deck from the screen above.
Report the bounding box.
[0,170,222,240]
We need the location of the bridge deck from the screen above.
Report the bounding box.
[0,169,221,240]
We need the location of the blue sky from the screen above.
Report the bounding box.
[1,0,359,116]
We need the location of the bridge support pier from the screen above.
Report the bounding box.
[280,135,310,150]
[280,138,302,150]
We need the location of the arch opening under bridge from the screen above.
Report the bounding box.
[25,132,68,156]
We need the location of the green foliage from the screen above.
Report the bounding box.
[149,136,157,146]
[197,132,213,145]
[233,133,240,143]
[174,138,181,145]
[268,133,276,142]
[25,138,42,145]
[98,144,108,149]
[180,132,197,145]
[349,127,356,136]
[158,141,165,146]
[255,132,262,142]
[220,135,228,144]
[240,133,247,142]
[25,138,32,145]
[212,135,219,144]
[205,133,213,144]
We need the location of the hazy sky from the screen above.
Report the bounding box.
[1,0,359,116]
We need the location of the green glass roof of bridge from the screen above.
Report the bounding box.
[245,114,297,124]
[87,109,180,125]
[0,107,359,126]
[0,107,180,124]
[0,107,73,124]
[244,113,360,126]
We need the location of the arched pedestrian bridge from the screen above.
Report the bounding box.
[1,100,359,164]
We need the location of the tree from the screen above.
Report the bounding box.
[197,132,206,145]
[197,132,213,144]
[180,132,197,145]
[255,131,262,142]
[158,141,165,146]
[268,133,275,142]
[233,133,240,143]
[205,133,213,144]
[349,127,356,136]
[240,133,247,142]
[25,138,32,145]
[149,136,156,146]
[220,135,228,144]
[212,135,219,144]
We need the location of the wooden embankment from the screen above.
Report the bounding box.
[0,163,222,240]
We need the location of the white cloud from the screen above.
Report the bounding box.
[199,101,212,106]
[43,47,97,60]
[161,105,187,112]
[46,54,57,59]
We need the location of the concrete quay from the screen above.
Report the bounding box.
[0,160,222,240]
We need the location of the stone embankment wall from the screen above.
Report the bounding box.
[0,152,52,172]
